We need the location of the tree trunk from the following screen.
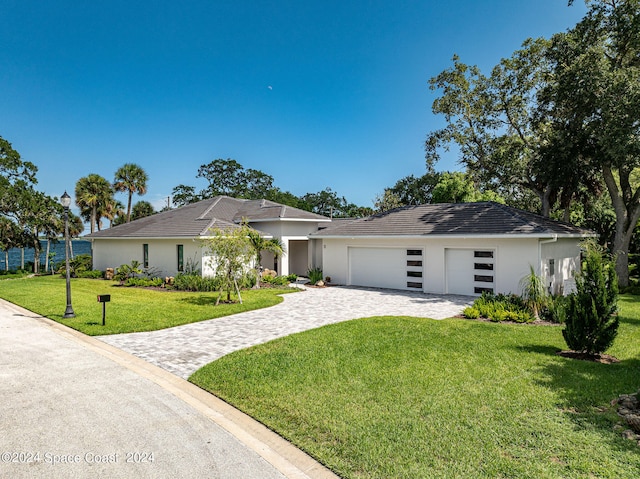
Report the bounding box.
[4,251,8,271]
[21,248,24,270]
[602,166,640,287]
[45,240,50,273]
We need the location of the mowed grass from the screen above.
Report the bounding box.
[0,275,293,335]
[191,295,640,479]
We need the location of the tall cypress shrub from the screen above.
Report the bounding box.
[562,242,619,355]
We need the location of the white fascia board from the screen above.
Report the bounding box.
[312,233,596,240]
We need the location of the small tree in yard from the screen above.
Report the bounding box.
[562,241,619,356]
[202,225,254,305]
[247,228,285,289]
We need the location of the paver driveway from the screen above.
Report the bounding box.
[97,286,472,379]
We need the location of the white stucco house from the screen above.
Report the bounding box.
[87,198,594,296]
[87,196,331,278]
[311,202,594,296]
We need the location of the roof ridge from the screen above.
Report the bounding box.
[197,196,223,220]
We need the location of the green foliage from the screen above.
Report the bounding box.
[173,272,221,292]
[56,253,95,277]
[113,163,148,223]
[114,260,143,282]
[124,277,163,287]
[76,269,104,279]
[519,265,549,319]
[0,275,294,335]
[462,306,480,319]
[541,294,570,324]
[471,291,533,323]
[563,242,619,354]
[191,310,640,478]
[202,225,254,303]
[307,267,323,285]
[261,274,290,286]
[431,171,506,204]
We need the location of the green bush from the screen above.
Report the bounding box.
[463,307,480,319]
[173,273,221,292]
[469,291,533,323]
[563,242,619,355]
[307,267,323,284]
[541,295,569,323]
[124,277,163,287]
[76,270,104,279]
[262,274,290,286]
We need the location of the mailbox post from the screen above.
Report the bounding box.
[97,295,111,326]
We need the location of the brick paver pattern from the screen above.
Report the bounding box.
[97,286,473,379]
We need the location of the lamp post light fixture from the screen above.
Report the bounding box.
[60,191,75,318]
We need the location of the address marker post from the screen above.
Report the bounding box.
[97,294,111,326]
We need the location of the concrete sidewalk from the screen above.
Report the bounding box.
[0,299,338,479]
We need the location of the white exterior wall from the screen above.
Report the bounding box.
[321,237,545,295]
[92,238,203,278]
[247,220,328,276]
[540,238,582,295]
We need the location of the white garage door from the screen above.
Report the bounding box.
[349,247,423,290]
[446,249,495,296]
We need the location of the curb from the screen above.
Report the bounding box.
[1,299,340,479]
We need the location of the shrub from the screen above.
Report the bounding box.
[114,260,143,282]
[76,270,104,279]
[541,295,569,323]
[262,274,290,286]
[469,291,533,323]
[519,265,548,319]
[124,277,163,287]
[307,267,323,285]
[463,307,480,319]
[562,242,619,355]
[173,273,221,292]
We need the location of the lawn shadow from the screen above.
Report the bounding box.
[178,295,219,306]
[520,340,640,449]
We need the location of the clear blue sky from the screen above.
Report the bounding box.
[1,0,588,212]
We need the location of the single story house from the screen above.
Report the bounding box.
[88,198,594,296]
[310,202,594,296]
[87,196,331,278]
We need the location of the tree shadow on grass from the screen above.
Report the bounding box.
[517,342,640,450]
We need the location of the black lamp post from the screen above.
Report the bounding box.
[60,191,75,318]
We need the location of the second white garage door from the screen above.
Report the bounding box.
[445,248,495,296]
[348,247,423,291]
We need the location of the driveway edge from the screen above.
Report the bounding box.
[2,299,339,479]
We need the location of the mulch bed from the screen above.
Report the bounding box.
[556,350,620,364]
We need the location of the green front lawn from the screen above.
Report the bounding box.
[191,295,640,479]
[0,275,293,335]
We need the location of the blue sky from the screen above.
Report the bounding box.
[1,1,588,212]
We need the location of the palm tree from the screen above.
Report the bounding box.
[103,199,125,228]
[114,163,148,222]
[247,229,285,289]
[75,174,113,234]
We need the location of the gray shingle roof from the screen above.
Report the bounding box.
[87,196,330,239]
[311,202,594,238]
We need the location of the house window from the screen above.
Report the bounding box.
[143,244,149,269]
[475,286,494,294]
[177,245,184,272]
[474,275,493,283]
[474,263,494,271]
[549,258,555,276]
